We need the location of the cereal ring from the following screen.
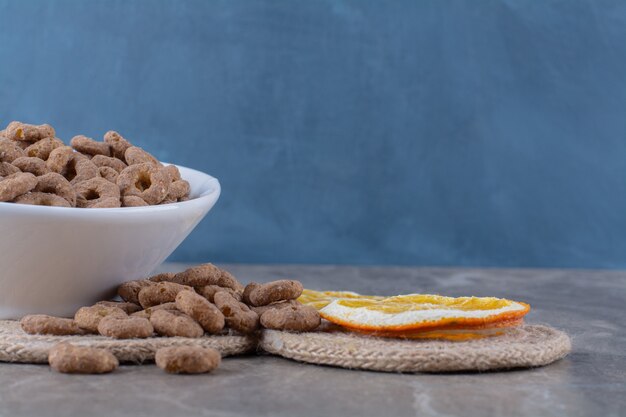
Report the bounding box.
[162,164,181,182]
[47,146,98,184]
[117,280,156,304]
[70,135,111,157]
[0,161,20,177]
[11,156,50,176]
[0,138,25,162]
[159,196,177,205]
[166,179,190,201]
[148,272,176,282]
[175,290,225,334]
[89,197,121,208]
[0,172,37,202]
[95,301,142,314]
[20,315,85,336]
[74,177,120,208]
[33,172,76,206]
[150,309,204,338]
[130,302,178,319]
[4,121,55,142]
[117,163,169,205]
[138,282,192,308]
[121,195,149,207]
[97,315,154,339]
[104,130,132,161]
[155,346,220,374]
[247,280,304,307]
[173,264,244,291]
[13,191,72,207]
[259,303,321,331]
[198,285,243,303]
[24,137,64,160]
[74,305,127,333]
[48,343,118,374]
[91,155,127,173]
[98,166,119,183]
[124,146,160,166]
[213,291,259,334]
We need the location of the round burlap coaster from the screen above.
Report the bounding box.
[0,320,257,364]
[260,324,571,373]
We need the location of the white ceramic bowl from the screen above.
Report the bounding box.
[0,164,220,319]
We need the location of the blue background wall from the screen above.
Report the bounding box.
[1,0,625,268]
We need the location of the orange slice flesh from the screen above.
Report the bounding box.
[299,290,530,333]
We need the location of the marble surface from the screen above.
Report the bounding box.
[1,264,624,417]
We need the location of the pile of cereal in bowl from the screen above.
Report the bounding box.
[0,121,190,207]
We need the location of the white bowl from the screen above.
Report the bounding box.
[0,164,220,319]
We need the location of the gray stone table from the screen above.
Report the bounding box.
[1,264,624,417]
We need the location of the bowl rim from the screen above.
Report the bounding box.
[0,163,220,216]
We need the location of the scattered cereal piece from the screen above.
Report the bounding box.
[173,264,244,291]
[175,290,225,334]
[0,172,38,202]
[20,315,85,336]
[138,281,193,308]
[155,346,220,374]
[250,299,300,316]
[246,280,304,307]
[242,282,261,305]
[97,315,154,339]
[198,285,242,303]
[118,280,156,304]
[259,303,321,332]
[148,272,176,282]
[48,343,118,374]
[213,291,259,334]
[74,305,127,333]
[130,302,178,319]
[95,301,142,314]
[150,309,204,338]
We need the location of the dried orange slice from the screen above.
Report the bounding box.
[299,290,530,333]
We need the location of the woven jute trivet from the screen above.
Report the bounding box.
[0,320,257,364]
[260,324,571,373]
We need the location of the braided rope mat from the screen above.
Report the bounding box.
[260,324,571,373]
[0,320,257,364]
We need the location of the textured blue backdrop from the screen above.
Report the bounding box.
[1,0,625,268]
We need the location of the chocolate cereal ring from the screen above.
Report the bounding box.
[13,192,72,207]
[4,121,55,142]
[0,172,37,202]
[121,195,149,207]
[162,165,182,182]
[124,146,160,166]
[0,161,20,177]
[46,146,98,184]
[91,155,127,173]
[0,138,25,163]
[24,137,64,160]
[34,172,77,206]
[103,130,132,161]
[74,177,120,208]
[88,197,121,208]
[98,166,119,183]
[70,135,111,157]
[11,157,50,176]
[165,179,190,201]
[117,163,169,205]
